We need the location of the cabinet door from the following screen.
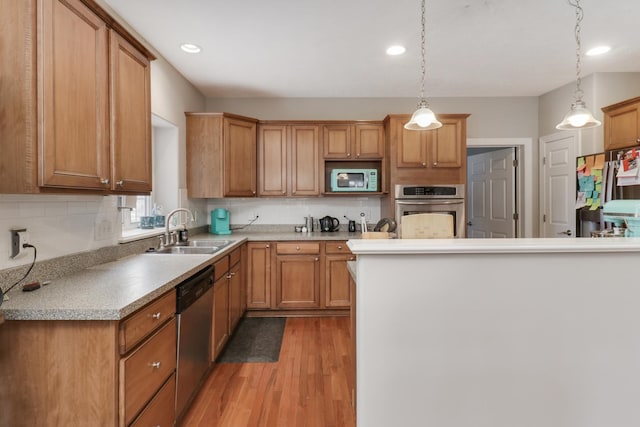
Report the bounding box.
[258,125,288,196]
[290,125,320,196]
[247,242,272,309]
[323,125,352,159]
[429,118,463,168]
[228,260,243,333]
[39,0,110,190]
[224,117,256,197]
[212,275,229,360]
[325,254,354,308]
[109,31,152,193]
[354,124,384,159]
[396,120,428,168]
[604,101,640,150]
[275,255,320,309]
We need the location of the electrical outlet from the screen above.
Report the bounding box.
[94,219,113,241]
[10,228,28,259]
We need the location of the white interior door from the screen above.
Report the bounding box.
[541,133,576,238]
[467,148,516,238]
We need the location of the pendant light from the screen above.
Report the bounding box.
[556,0,601,130]
[404,0,441,131]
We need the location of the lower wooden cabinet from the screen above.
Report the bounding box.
[247,242,273,309]
[246,240,353,313]
[0,290,177,427]
[275,243,321,309]
[212,273,230,360]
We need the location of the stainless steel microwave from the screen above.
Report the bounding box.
[330,169,378,192]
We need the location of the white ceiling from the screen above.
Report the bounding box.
[103,0,640,99]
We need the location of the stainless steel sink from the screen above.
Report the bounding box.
[151,240,232,255]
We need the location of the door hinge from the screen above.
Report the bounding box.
[512,212,519,220]
[513,159,518,167]
[543,214,546,223]
[543,157,546,165]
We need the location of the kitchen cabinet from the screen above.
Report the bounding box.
[602,97,640,151]
[228,247,244,333]
[386,114,469,185]
[258,123,320,196]
[186,112,258,198]
[0,0,154,194]
[246,242,273,309]
[325,241,355,308]
[0,289,176,427]
[323,123,385,159]
[275,242,321,309]
[212,256,230,360]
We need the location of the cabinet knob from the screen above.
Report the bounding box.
[100,178,110,185]
[315,257,319,261]
[337,245,342,249]
[266,244,270,248]
[149,362,161,369]
[296,246,300,251]
[356,153,360,158]
[433,162,437,166]
[347,153,351,158]
[637,138,640,143]
[350,256,355,261]
[150,312,161,320]
[421,162,426,166]
[116,180,124,187]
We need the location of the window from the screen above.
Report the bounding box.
[119,195,152,230]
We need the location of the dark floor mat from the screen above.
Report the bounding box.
[217,317,286,363]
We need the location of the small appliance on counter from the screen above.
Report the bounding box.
[319,216,340,232]
[210,208,231,235]
[601,200,640,237]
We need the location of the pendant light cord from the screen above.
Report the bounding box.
[569,0,584,102]
[419,0,426,103]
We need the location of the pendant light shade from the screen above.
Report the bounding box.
[555,0,601,131]
[556,100,601,130]
[405,100,442,130]
[405,0,441,131]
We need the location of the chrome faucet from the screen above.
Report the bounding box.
[164,208,195,246]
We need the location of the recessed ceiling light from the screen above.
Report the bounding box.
[586,45,611,56]
[180,43,201,54]
[386,45,406,56]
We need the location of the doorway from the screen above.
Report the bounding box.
[467,147,517,238]
[466,138,532,237]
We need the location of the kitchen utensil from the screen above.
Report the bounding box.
[360,213,367,233]
[348,220,356,232]
[319,216,340,232]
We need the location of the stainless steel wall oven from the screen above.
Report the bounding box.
[394,184,466,237]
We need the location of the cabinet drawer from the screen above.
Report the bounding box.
[276,242,320,254]
[325,241,352,254]
[121,317,177,426]
[229,247,241,266]
[120,290,175,354]
[130,373,176,427]
[214,255,230,281]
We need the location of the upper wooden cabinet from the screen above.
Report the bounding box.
[186,113,258,198]
[0,0,154,194]
[323,123,385,159]
[386,113,469,185]
[602,97,640,151]
[258,123,320,196]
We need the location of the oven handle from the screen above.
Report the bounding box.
[396,199,464,206]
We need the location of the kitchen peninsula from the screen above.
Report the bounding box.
[347,238,640,427]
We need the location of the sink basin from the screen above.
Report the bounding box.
[151,240,233,255]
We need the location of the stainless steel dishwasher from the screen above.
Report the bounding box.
[175,265,214,421]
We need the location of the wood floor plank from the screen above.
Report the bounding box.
[180,316,355,427]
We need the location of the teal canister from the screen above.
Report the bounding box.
[210,208,232,235]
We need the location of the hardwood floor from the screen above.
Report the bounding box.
[181,316,356,427]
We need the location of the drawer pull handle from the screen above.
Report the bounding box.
[337,245,342,249]
[149,362,161,369]
[315,257,319,262]
[296,246,300,251]
[116,180,124,187]
[266,244,270,248]
[150,312,162,320]
[100,178,110,185]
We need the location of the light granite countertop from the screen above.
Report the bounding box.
[1,230,362,321]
